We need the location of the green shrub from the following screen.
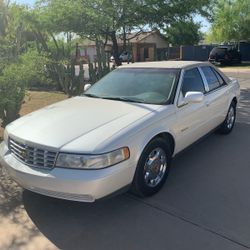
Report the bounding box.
[60,61,85,97]
[19,50,54,89]
[0,49,57,128]
[0,64,26,127]
[88,40,111,84]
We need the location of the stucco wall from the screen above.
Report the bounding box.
[140,33,168,49]
[86,47,97,62]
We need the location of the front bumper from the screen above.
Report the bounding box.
[0,142,135,202]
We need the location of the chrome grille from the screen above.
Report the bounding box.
[9,138,57,169]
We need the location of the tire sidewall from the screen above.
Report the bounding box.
[226,102,236,130]
[132,138,172,197]
[220,102,236,134]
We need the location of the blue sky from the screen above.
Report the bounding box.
[12,0,34,5]
[194,16,210,33]
[13,0,210,32]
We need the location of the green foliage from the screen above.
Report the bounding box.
[0,0,53,127]
[208,0,250,43]
[20,50,51,88]
[165,18,201,46]
[46,38,72,62]
[88,40,111,84]
[1,4,35,61]
[0,49,52,126]
[0,64,26,127]
[37,0,142,37]
[21,6,112,95]
[36,0,144,65]
[0,48,53,127]
[55,62,85,97]
[0,2,39,127]
[38,0,212,65]
[141,0,213,27]
[18,10,79,94]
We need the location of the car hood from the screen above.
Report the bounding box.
[7,97,161,151]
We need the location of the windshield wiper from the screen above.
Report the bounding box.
[82,93,102,98]
[83,94,147,104]
[101,96,146,103]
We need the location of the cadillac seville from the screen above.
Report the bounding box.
[0,61,240,202]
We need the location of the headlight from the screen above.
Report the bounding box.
[55,147,130,169]
[3,129,8,144]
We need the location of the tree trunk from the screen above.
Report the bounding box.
[110,31,121,66]
[122,26,127,51]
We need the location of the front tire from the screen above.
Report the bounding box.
[218,101,236,134]
[131,138,172,197]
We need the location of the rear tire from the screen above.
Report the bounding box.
[131,138,172,197]
[218,101,236,134]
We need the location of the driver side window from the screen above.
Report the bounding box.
[181,68,205,96]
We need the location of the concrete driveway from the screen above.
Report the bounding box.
[0,69,250,250]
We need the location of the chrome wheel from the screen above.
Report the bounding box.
[144,147,167,188]
[227,106,235,129]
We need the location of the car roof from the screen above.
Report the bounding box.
[120,61,210,69]
[216,45,235,49]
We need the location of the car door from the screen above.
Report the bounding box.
[173,67,211,153]
[199,66,230,130]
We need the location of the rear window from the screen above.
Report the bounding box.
[201,66,220,91]
[210,48,227,56]
[212,68,225,86]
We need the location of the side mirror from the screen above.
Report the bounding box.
[84,84,91,92]
[184,91,204,104]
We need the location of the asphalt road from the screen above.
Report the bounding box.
[0,69,250,250]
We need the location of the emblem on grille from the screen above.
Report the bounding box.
[21,150,27,159]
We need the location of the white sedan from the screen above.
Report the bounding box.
[0,61,240,202]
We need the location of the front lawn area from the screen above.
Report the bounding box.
[0,91,67,141]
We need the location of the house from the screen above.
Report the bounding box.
[76,30,169,63]
[124,30,169,62]
[75,41,112,63]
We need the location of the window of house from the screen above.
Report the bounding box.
[181,68,205,96]
[144,48,149,59]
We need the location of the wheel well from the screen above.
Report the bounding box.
[153,132,175,156]
[232,97,237,106]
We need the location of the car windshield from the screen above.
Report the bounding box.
[84,68,179,105]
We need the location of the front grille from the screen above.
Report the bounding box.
[9,138,57,169]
